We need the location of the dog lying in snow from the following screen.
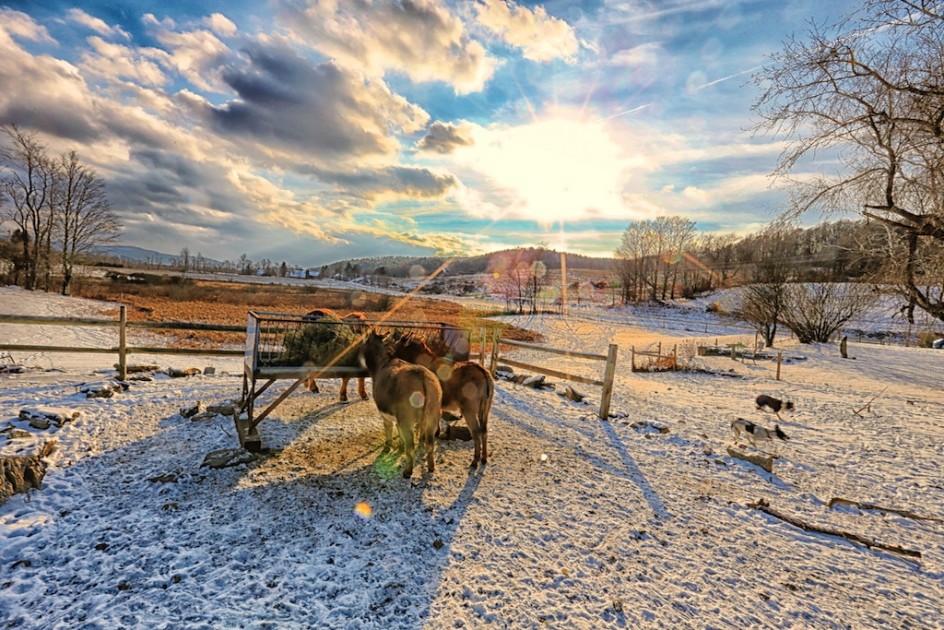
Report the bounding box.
[755,394,794,420]
[731,417,790,447]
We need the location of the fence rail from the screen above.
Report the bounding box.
[0,307,243,379]
[491,336,618,419]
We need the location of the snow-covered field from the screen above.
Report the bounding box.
[1,284,942,629]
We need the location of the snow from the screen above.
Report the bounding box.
[1,284,943,628]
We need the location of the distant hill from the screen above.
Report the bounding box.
[322,248,615,278]
[89,245,222,267]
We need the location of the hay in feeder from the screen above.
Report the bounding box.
[282,312,361,367]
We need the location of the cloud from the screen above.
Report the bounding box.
[311,165,459,202]
[0,19,98,141]
[607,42,661,67]
[203,13,237,37]
[275,0,496,94]
[142,12,232,91]
[0,8,54,44]
[416,121,475,154]
[66,8,130,39]
[79,37,170,87]
[474,0,579,63]
[199,40,428,168]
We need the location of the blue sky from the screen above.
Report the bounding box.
[0,0,860,267]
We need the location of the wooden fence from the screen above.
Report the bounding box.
[0,306,243,380]
[630,342,678,372]
[490,337,618,419]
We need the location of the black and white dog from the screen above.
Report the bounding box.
[731,417,790,447]
[755,394,794,420]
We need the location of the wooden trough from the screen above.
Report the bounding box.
[235,311,471,452]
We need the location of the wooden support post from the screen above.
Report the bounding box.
[118,305,127,381]
[631,346,635,372]
[489,335,500,376]
[672,344,677,371]
[479,327,487,365]
[599,344,618,419]
[776,352,782,381]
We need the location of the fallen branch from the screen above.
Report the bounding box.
[828,497,944,524]
[852,386,887,417]
[746,499,921,559]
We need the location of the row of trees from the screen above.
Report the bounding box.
[0,125,118,295]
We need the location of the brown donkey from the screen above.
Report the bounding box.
[301,308,368,402]
[393,332,494,469]
[359,331,442,478]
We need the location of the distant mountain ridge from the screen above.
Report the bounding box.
[323,248,614,276]
[91,245,222,266]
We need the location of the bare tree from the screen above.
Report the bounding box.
[781,283,876,344]
[0,125,55,290]
[736,228,793,347]
[57,151,118,295]
[752,0,944,321]
[663,216,696,300]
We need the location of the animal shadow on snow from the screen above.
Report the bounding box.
[176,384,488,627]
[223,432,485,627]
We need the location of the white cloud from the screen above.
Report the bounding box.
[146,22,232,92]
[275,0,496,94]
[80,37,169,87]
[0,8,55,43]
[66,8,130,39]
[475,0,579,63]
[203,13,237,37]
[607,43,661,67]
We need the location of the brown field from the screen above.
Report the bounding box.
[71,275,540,348]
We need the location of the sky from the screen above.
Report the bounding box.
[0,0,862,268]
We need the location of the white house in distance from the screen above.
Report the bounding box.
[288,267,320,279]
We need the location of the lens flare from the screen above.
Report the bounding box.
[409,391,426,408]
[355,502,372,519]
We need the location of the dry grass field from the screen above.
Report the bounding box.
[70,274,540,348]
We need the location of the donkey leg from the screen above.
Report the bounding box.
[381,413,395,453]
[398,418,415,478]
[460,401,482,468]
[339,377,349,402]
[423,415,437,473]
[305,377,319,393]
[357,377,368,400]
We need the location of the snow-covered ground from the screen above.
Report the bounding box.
[1,284,942,629]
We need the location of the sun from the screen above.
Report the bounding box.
[454,116,635,225]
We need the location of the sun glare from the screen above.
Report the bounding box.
[456,117,634,225]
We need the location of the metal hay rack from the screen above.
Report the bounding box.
[236,311,471,451]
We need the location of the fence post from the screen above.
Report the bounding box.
[489,334,500,376]
[776,352,782,381]
[478,326,487,366]
[599,344,618,419]
[672,344,677,371]
[118,305,127,381]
